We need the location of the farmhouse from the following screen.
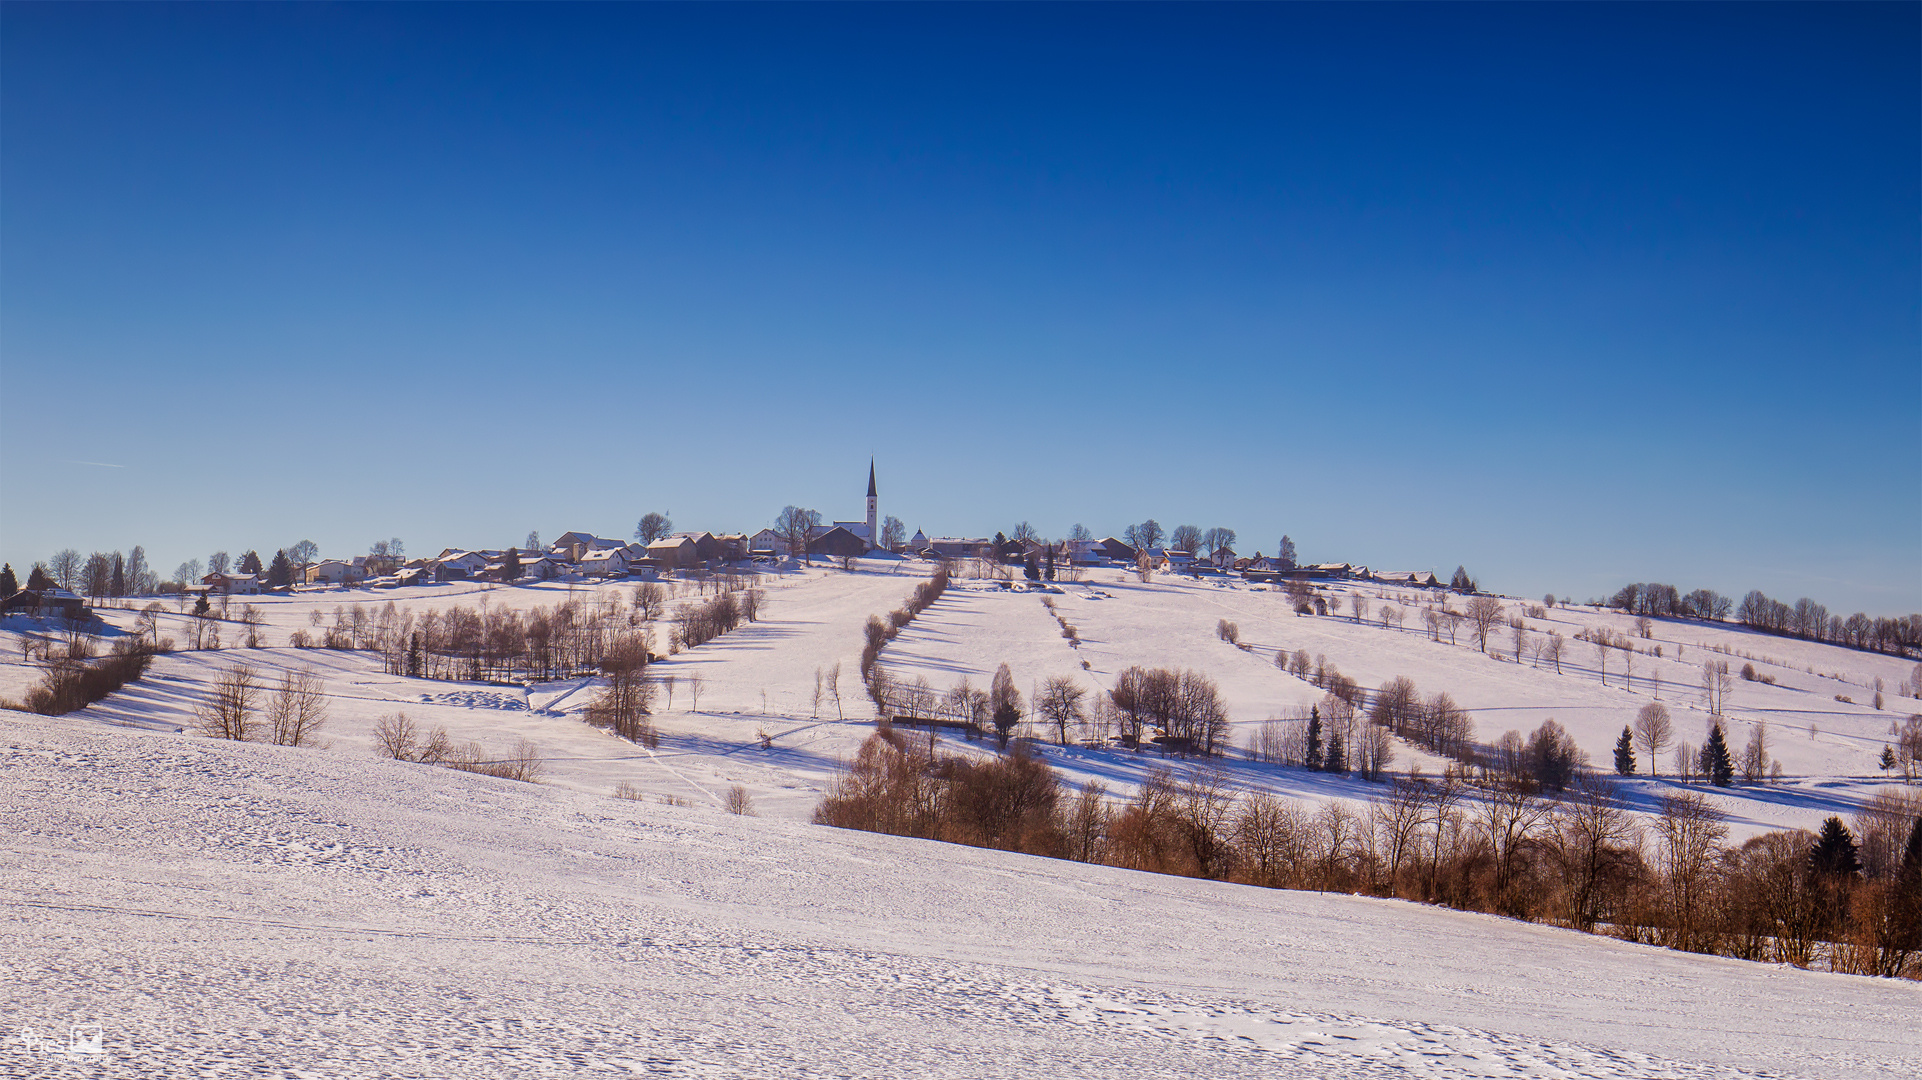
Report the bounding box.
[578,547,631,578]
[646,535,700,570]
[927,537,993,560]
[202,572,260,595]
[0,588,87,616]
[305,560,364,586]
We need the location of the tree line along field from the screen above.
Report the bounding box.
[4,558,1920,976]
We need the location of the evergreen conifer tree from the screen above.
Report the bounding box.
[267,550,294,588]
[1450,566,1474,593]
[1614,725,1637,775]
[1024,554,1040,581]
[110,553,126,598]
[503,548,522,581]
[238,550,263,575]
[1324,733,1346,774]
[1809,816,1862,877]
[0,563,16,598]
[1703,724,1734,786]
[1305,706,1323,771]
[1882,745,1899,773]
[27,564,53,591]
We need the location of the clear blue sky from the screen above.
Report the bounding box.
[3,3,1916,613]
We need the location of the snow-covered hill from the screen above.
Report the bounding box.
[9,563,1914,839]
[5,711,1915,1078]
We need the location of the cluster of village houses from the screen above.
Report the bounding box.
[12,467,1435,606]
[181,528,1436,596]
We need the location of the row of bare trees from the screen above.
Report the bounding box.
[818,734,1922,978]
[859,565,951,705]
[192,664,330,747]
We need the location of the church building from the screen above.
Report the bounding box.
[816,460,881,552]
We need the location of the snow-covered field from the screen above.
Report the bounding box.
[7,563,1914,840]
[6,711,1917,1078]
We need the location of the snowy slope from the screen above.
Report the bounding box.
[3,564,1917,842]
[4,711,1916,1078]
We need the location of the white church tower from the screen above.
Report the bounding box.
[866,459,878,551]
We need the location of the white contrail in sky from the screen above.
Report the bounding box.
[67,460,125,468]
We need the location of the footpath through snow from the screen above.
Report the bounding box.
[3,712,1917,1078]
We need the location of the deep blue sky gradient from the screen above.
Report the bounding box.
[3,3,1916,611]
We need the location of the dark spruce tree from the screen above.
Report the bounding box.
[1024,553,1040,581]
[0,563,17,598]
[1882,745,1899,773]
[1703,724,1734,786]
[1809,816,1862,877]
[267,550,294,588]
[503,548,522,581]
[1614,726,1637,775]
[1305,705,1323,772]
[110,553,126,598]
[27,564,54,591]
[1324,733,1347,775]
[238,550,263,575]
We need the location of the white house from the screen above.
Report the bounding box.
[578,547,631,578]
[201,572,260,595]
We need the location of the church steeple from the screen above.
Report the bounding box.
[866,459,878,550]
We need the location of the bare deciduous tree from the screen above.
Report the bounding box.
[1635,702,1673,777]
[635,512,674,544]
[1701,659,1733,717]
[776,505,821,564]
[195,663,261,741]
[267,668,328,746]
[1654,791,1728,952]
[48,548,82,592]
[1542,629,1565,673]
[1464,595,1505,653]
[1037,676,1086,745]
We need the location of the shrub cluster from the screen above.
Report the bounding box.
[813,729,1064,854]
[818,743,1922,979]
[20,640,154,715]
[673,593,743,651]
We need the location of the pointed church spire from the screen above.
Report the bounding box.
[867,458,877,498]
